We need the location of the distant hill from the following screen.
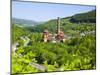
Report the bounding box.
[70,10,96,23]
[26,10,96,35]
[12,18,41,27]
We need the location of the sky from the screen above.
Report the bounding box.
[12,1,96,22]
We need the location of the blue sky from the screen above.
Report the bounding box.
[12,1,96,22]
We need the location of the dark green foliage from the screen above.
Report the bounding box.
[12,32,96,74]
[12,23,29,43]
[70,10,96,23]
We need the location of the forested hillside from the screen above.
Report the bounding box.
[25,10,96,36]
[12,10,96,74]
[12,23,29,43]
[70,10,96,23]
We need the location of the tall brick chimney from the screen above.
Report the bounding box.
[57,17,60,34]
